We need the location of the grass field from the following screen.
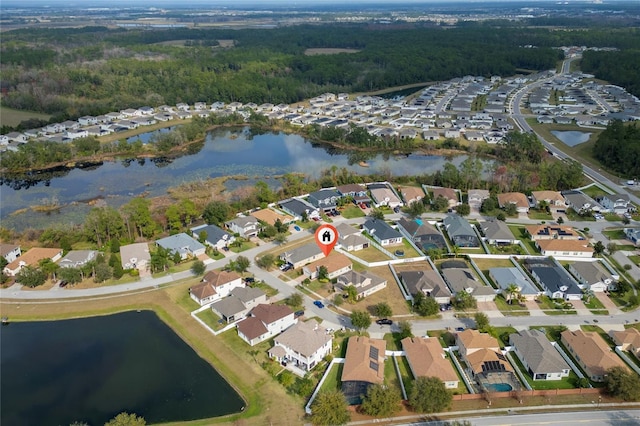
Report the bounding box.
[0,106,51,127]
[339,206,365,219]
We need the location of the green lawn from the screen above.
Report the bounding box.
[0,105,51,127]
[196,308,226,331]
[230,240,257,253]
[487,244,526,255]
[319,362,343,393]
[565,208,596,222]
[494,295,530,316]
[489,326,518,347]
[528,210,553,221]
[509,352,579,390]
[396,356,415,395]
[175,286,202,312]
[340,206,365,219]
[605,213,623,222]
[582,185,609,199]
[629,255,640,266]
[508,225,539,254]
[384,358,404,396]
[251,280,279,297]
[535,296,577,315]
[603,229,626,240]
[584,296,608,315]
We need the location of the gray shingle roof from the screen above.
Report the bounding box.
[489,267,539,295]
[362,219,403,242]
[156,233,205,256]
[191,224,232,245]
[531,266,581,296]
[481,219,514,242]
[510,329,570,375]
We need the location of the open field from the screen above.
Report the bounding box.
[0,106,51,127]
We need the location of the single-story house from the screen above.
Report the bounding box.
[156,233,206,260]
[509,329,571,381]
[251,208,295,227]
[561,329,628,382]
[336,183,369,200]
[190,224,235,251]
[369,186,403,209]
[190,269,244,306]
[440,266,496,302]
[396,218,446,251]
[341,336,386,404]
[481,219,517,245]
[399,270,452,304]
[237,304,297,346]
[279,198,320,221]
[611,328,640,361]
[568,261,616,292]
[210,287,267,323]
[398,186,426,205]
[561,190,602,214]
[335,270,386,299]
[528,265,582,300]
[280,242,324,269]
[362,219,404,246]
[456,330,515,382]
[497,192,530,213]
[307,189,341,213]
[536,239,594,258]
[489,267,540,301]
[526,224,581,241]
[531,191,567,212]
[302,252,353,280]
[442,214,479,247]
[468,189,490,210]
[431,187,459,209]
[625,228,640,246]
[402,337,459,388]
[335,223,369,252]
[120,243,150,271]
[225,215,260,239]
[4,247,63,277]
[268,321,333,371]
[58,250,97,268]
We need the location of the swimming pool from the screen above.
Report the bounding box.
[485,383,513,392]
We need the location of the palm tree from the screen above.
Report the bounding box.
[505,283,520,305]
[583,288,595,304]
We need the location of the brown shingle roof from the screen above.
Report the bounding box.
[401,337,458,383]
[189,282,217,300]
[432,187,458,202]
[399,186,425,203]
[561,330,628,378]
[5,247,62,271]
[497,192,529,209]
[304,252,352,275]
[532,190,564,203]
[251,303,293,324]
[341,336,386,384]
[466,348,513,375]
[537,239,594,254]
[251,208,294,227]
[237,316,268,340]
[202,269,242,287]
[457,329,500,351]
[525,224,580,239]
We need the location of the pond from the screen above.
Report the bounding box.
[0,127,489,230]
[0,311,244,426]
[551,130,591,147]
[126,126,175,144]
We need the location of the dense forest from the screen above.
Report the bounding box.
[4,22,638,123]
[592,120,640,179]
[581,49,640,98]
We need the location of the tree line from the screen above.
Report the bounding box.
[592,120,640,178]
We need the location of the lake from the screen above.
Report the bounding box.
[551,130,591,147]
[0,127,486,230]
[0,311,244,426]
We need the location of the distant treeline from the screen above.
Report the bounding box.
[1,23,638,124]
[593,120,640,179]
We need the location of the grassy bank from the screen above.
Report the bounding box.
[0,105,51,127]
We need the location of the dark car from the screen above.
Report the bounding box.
[376,319,393,325]
[455,327,465,332]
[294,310,305,318]
[244,277,255,284]
[313,300,325,309]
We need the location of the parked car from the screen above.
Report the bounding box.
[313,300,325,309]
[455,327,465,332]
[244,276,255,284]
[293,225,301,231]
[279,263,292,271]
[294,310,305,318]
[376,318,393,325]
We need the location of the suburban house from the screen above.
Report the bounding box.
[536,239,594,258]
[399,269,452,304]
[497,192,530,213]
[0,244,21,263]
[398,186,426,205]
[531,191,567,212]
[509,329,571,381]
[526,260,582,300]
[480,219,517,245]
[525,224,581,241]
[335,270,387,299]
[4,247,63,276]
[561,329,628,382]
[251,208,295,227]
[568,261,617,292]
[431,187,459,209]
[120,243,151,272]
[401,337,459,389]
[362,219,404,246]
[279,198,320,221]
[561,190,602,214]
[369,185,403,209]
[58,250,97,268]
[190,224,235,251]
[396,218,446,251]
[624,228,640,246]
[336,183,371,207]
[611,328,640,361]
[302,252,353,280]
[442,214,479,247]
[189,270,244,306]
[597,193,633,215]
[307,189,341,213]
[280,242,324,269]
[455,329,515,383]
[237,304,297,346]
[335,223,369,252]
[341,336,386,404]
[468,189,490,211]
[489,267,540,301]
[440,261,496,302]
[225,215,260,239]
[156,233,206,260]
[268,321,333,371]
[210,287,267,323]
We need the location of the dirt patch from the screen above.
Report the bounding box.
[217,39,235,48]
[304,48,360,55]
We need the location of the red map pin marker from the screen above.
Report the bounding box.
[315,224,339,257]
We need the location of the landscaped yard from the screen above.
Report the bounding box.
[350,246,392,263]
[509,352,580,390]
[507,225,540,254]
[535,296,577,315]
[230,240,257,253]
[583,295,608,315]
[196,308,226,331]
[603,229,626,240]
[581,185,609,199]
[528,209,553,221]
[493,295,530,316]
[251,280,279,297]
[384,358,404,396]
[472,258,515,271]
[487,243,526,255]
[340,205,366,219]
[319,362,343,393]
[629,255,640,266]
